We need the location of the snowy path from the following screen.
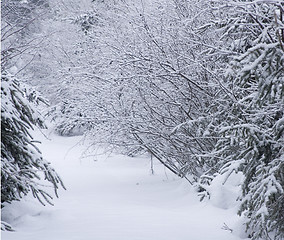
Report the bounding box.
[2,132,247,240]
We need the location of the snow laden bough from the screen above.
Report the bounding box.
[197,1,284,239]
[1,72,65,231]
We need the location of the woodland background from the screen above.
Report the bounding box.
[1,1,284,239]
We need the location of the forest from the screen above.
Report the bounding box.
[1,0,284,239]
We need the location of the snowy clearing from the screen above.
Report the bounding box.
[2,130,248,240]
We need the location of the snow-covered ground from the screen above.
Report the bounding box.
[2,129,249,240]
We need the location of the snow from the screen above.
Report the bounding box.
[2,129,249,240]
[208,172,243,210]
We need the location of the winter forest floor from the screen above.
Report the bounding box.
[2,128,249,240]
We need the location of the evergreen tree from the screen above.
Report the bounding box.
[199,1,284,239]
[1,72,65,230]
